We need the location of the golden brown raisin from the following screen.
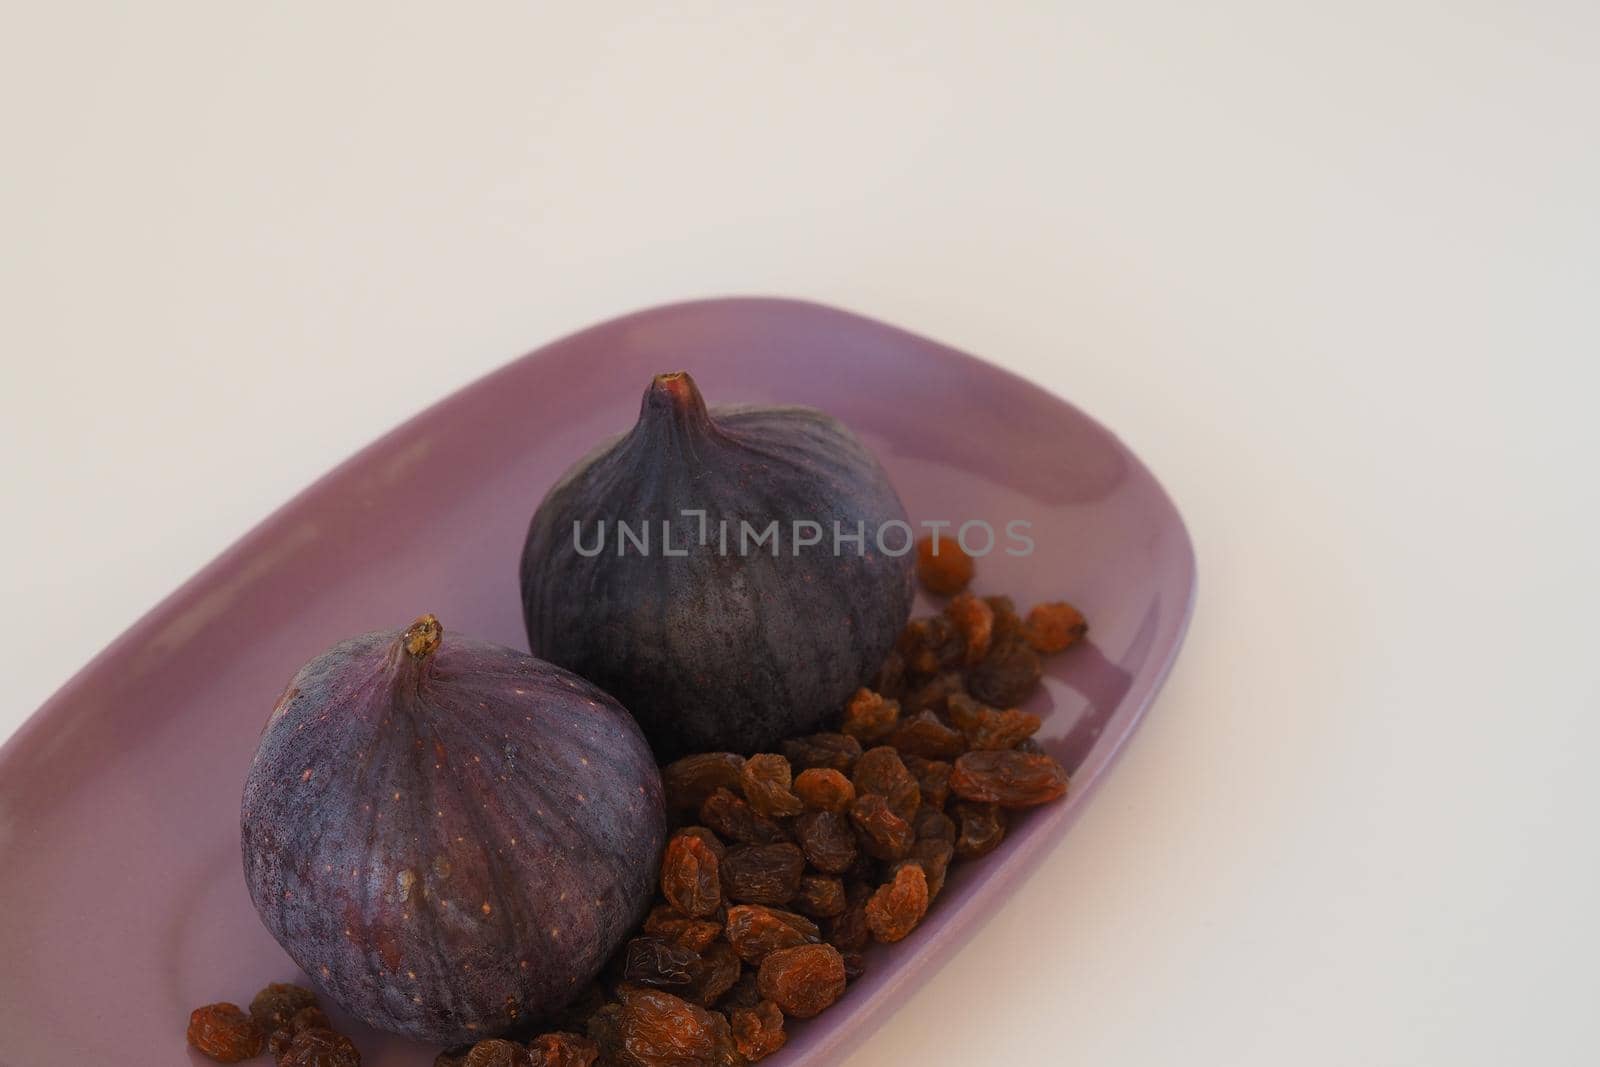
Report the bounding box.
[724,904,821,963]
[614,987,735,1066]
[914,534,974,595]
[663,752,746,816]
[841,688,900,742]
[848,794,915,861]
[642,904,721,953]
[756,943,847,1019]
[950,800,1007,859]
[249,983,318,1033]
[897,616,965,676]
[739,753,805,817]
[964,706,1043,751]
[660,830,722,918]
[903,838,955,898]
[792,768,855,813]
[781,732,862,773]
[885,711,966,761]
[985,595,1024,644]
[623,936,699,990]
[793,874,847,918]
[902,671,967,715]
[1023,600,1088,652]
[279,1027,360,1067]
[913,806,957,844]
[903,757,953,810]
[865,863,929,943]
[528,1031,599,1067]
[187,1003,265,1063]
[968,637,1043,706]
[793,810,858,874]
[462,1038,530,1067]
[945,592,995,664]
[950,749,1069,807]
[720,843,806,905]
[684,940,743,1007]
[268,1005,332,1058]
[699,788,787,845]
[730,999,787,1062]
[851,746,921,820]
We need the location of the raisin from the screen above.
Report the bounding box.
[249,983,319,1032]
[792,768,855,813]
[903,838,955,898]
[824,884,873,952]
[683,940,743,1007]
[1023,600,1088,652]
[943,691,984,733]
[945,592,994,664]
[964,706,1042,751]
[673,825,728,858]
[851,747,920,820]
[722,970,763,1012]
[885,711,966,761]
[781,732,862,773]
[528,1031,599,1067]
[950,749,1069,807]
[793,874,847,918]
[914,534,973,595]
[896,615,964,675]
[730,999,787,1062]
[268,1006,332,1058]
[462,1038,530,1067]
[756,943,847,1019]
[663,752,746,816]
[720,843,806,905]
[903,757,953,810]
[840,688,900,742]
[902,671,967,715]
[623,936,699,990]
[187,1003,265,1063]
[739,753,804,817]
[913,806,957,844]
[968,637,1043,706]
[614,988,735,1067]
[793,810,858,874]
[985,595,1024,644]
[278,1027,361,1067]
[660,831,722,918]
[724,904,821,963]
[950,800,1007,859]
[865,863,929,943]
[874,649,907,699]
[841,951,866,981]
[848,794,915,861]
[699,788,787,845]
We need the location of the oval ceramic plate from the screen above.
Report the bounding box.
[0,298,1194,1065]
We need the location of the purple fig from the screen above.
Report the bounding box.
[240,615,665,1045]
[520,372,915,759]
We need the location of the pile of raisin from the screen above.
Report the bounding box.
[195,553,1085,1067]
[187,983,361,1065]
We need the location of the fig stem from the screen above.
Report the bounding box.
[403,615,443,658]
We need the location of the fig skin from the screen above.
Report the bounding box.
[520,372,915,760]
[241,616,666,1046]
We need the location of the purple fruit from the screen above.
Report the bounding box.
[240,615,666,1046]
[520,372,915,759]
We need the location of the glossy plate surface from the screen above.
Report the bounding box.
[0,298,1195,1065]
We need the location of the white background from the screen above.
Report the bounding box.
[4,3,1598,1064]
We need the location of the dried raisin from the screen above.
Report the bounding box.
[903,671,968,715]
[914,534,974,595]
[945,592,994,664]
[851,746,920,820]
[249,983,318,1032]
[913,806,957,844]
[699,787,787,845]
[462,1038,530,1067]
[278,1027,361,1067]
[793,874,847,918]
[663,752,746,816]
[848,794,915,861]
[841,688,900,742]
[781,732,862,773]
[1023,600,1088,652]
[187,1003,265,1063]
[756,943,847,1019]
[967,637,1043,706]
[683,940,742,1007]
[950,800,1007,859]
[528,1031,599,1067]
[950,749,1069,807]
[614,988,735,1067]
[730,999,787,1062]
[792,767,855,813]
[268,1006,332,1058]
[793,810,858,874]
[660,831,722,918]
[865,863,929,943]
[720,843,806,905]
[623,936,699,990]
[885,711,966,761]
[724,904,821,963]
[964,706,1042,751]
[903,757,952,810]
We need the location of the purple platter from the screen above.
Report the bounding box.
[0,298,1195,1065]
